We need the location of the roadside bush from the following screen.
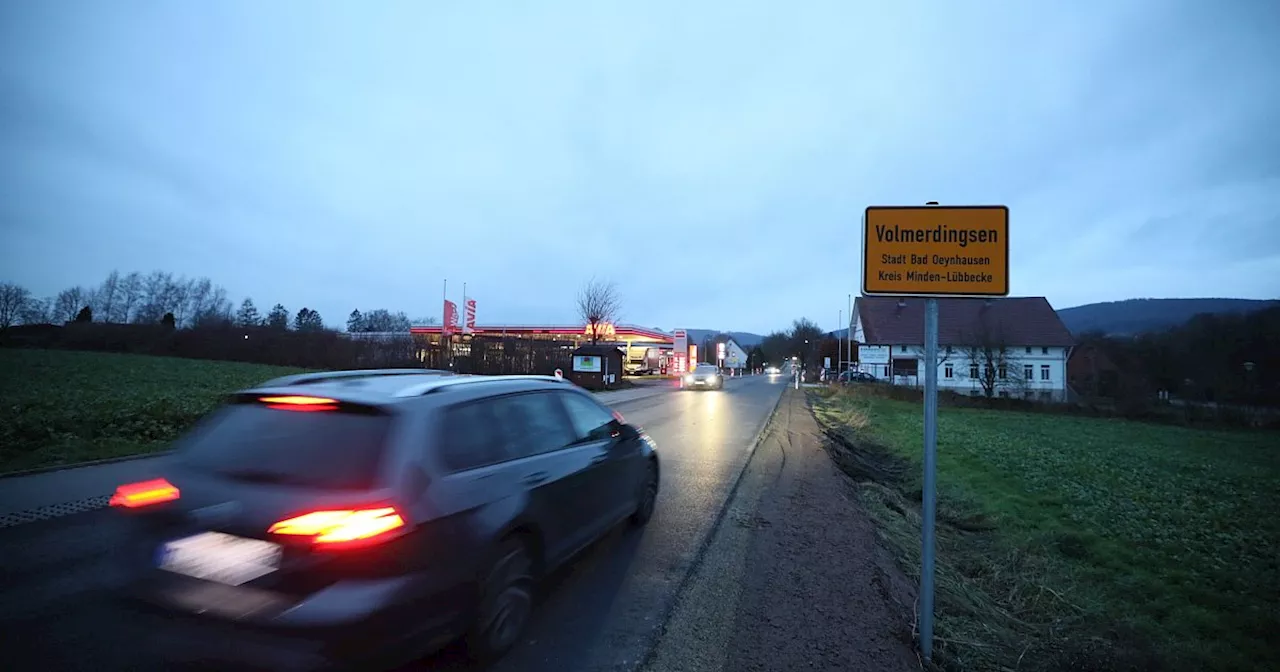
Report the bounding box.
[0,322,419,371]
[832,381,1278,431]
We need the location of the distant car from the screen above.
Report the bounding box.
[765,366,780,375]
[683,363,723,390]
[110,369,660,670]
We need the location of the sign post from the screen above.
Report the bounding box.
[861,203,1009,662]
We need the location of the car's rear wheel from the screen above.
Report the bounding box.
[468,536,535,663]
[630,460,659,526]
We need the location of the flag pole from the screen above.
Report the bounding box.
[442,279,449,369]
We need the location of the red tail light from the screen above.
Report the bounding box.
[110,478,180,508]
[258,395,339,412]
[268,506,406,549]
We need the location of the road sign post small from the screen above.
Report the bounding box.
[861,203,1009,663]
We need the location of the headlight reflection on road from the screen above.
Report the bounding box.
[678,385,729,461]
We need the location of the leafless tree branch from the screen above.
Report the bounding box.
[576,278,621,345]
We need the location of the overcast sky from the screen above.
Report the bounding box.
[2,1,1277,335]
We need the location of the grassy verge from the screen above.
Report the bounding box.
[0,349,308,473]
[808,386,1278,672]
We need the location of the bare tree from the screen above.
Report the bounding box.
[576,278,621,345]
[95,271,120,323]
[192,285,233,328]
[412,316,439,326]
[117,271,143,323]
[53,286,87,323]
[186,277,213,325]
[0,282,31,329]
[960,318,1025,399]
[170,277,194,327]
[20,296,52,325]
[357,309,412,333]
[134,271,174,323]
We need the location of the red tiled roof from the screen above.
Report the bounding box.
[855,296,1075,347]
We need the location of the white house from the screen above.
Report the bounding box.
[721,338,749,370]
[850,296,1076,402]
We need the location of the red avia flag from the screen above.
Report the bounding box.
[443,300,459,336]
[464,299,476,334]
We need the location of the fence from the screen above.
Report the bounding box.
[419,335,576,376]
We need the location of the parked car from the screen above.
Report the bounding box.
[837,370,878,385]
[110,369,660,671]
[682,363,724,390]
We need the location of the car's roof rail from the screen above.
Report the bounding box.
[257,368,452,388]
[393,374,571,397]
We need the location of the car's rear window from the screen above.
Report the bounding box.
[176,402,393,490]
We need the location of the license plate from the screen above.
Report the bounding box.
[167,580,290,620]
[158,532,282,586]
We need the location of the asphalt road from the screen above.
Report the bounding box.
[0,373,788,672]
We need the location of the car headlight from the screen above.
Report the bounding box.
[684,375,694,383]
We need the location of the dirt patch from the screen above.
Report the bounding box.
[721,390,920,672]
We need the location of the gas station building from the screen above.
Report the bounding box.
[410,323,678,373]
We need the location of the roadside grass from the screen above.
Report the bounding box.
[808,386,1279,672]
[0,349,309,473]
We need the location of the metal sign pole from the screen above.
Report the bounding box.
[861,200,1008,665]
[921,297,939,660]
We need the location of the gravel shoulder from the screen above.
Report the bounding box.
[643,388,919,672]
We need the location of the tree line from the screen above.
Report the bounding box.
[1080,305,1279,407]
[758,318,828,369]
[0,271,436,333]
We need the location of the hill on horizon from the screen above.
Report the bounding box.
[680,329,764,348]
[1056,298,1278,336]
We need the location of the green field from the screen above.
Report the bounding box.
[810,387,1279,672]
[0,349,309,473]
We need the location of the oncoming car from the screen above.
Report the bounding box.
[110,369,660,670]
[683,363,724,390]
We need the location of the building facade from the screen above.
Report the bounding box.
[850,296,1076,401]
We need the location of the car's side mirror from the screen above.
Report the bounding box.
[612,421,641,441]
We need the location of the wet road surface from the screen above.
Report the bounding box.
[0,374,786,671]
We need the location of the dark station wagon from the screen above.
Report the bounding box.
[110,370,660,671]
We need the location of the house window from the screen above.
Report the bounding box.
[1041,347,1050,355]
[1040,365,1050,381]
[1024,364,1034,380]
[1024,346,1032,354]
[969,364,979,378]
[883,365,890,377]
[944,364,953,379]
[998,364,1007,379]
[945,346,952,355]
